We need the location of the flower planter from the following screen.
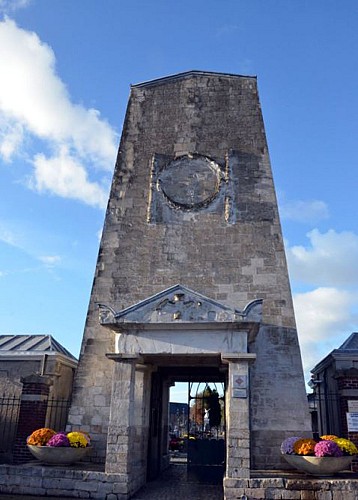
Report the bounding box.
[27,445,90,465]
[283,454,354,476]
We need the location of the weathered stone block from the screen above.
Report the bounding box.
[281,490,303,499]
[331,493,357,500]
[224,487,246,498]
[113,482,129,494]
[92,481,115,498]
[300,491,317,500]
[316,492,332,500]
[244,487,267,498]
[73,480,98,492]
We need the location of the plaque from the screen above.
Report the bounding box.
[158,154,221,209]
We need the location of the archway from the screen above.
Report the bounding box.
[148,365,226,483]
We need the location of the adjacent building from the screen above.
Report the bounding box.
[0,334,77,400]
[0,334,77,463]
[309,332,358,441]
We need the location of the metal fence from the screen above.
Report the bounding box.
[0,396,71,463]
[307,391,357,439]
[0,396,21,461]
[46,397,71,431]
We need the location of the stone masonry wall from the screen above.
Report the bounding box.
[1,464,358,500]
[249,325,311,469]
[68,72,310,465]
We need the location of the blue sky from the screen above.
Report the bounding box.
[1,0,358,399]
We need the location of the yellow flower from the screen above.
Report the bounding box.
[333,438,358,455]
[67,431,89,448]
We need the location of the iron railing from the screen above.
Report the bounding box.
[0,396,21,461]
[0,396,71,463]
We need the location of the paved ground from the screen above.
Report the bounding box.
[132,463,223,500]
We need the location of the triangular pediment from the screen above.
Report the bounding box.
[99,284,262,327]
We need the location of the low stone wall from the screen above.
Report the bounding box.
[0,464,129,499]
[1,464,358,499]
[224,476,358,499]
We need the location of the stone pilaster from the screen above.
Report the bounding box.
[222,353,256,490]
[105,354,137,481]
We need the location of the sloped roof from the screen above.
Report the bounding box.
[338,332,358,350]
[0,334,77,360]
[311,332,358,375]
[132,70,256,88]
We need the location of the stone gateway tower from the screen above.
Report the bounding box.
[68,71,311,498]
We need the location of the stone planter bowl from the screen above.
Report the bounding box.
[27,445,90,465]
[283,454,354,476]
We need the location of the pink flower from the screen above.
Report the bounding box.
[314,440,343,457]
[47,432,70,447]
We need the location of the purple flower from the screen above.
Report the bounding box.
[280,437,302,454]
[314,440,343,457]
[47,432,70,447]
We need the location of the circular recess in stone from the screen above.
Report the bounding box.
[158,154,221,210]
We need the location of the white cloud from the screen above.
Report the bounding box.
[0,0,31,15]
[0,219,64,268]
[38,255,61,267]
[293,287,357,379]
[170,382,188,403]
[0,18,117,206]
[286,229,358,287]
[0,115,23,161]
[0,222,17,246]
[279,196,329,224]
[0,18,117,167]
[31,148,108,209]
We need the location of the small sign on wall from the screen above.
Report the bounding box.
[232,374,247,398]
[348,400,358,412]
[346,412,358,432]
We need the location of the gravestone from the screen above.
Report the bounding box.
[67,71,311,498]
